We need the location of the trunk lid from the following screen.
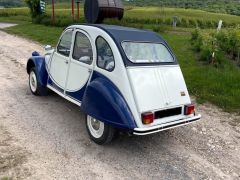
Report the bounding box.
[127,65,191,113]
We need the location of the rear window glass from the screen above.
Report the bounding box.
[121,42,174,63]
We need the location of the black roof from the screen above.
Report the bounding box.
[92,24,177,66]
[93,24,166,44]
[68,24,177,66]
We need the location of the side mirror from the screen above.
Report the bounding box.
[44,45,53,51]
[79,56,92,64]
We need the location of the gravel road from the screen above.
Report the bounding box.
[0,30,240,180]
[0,23,17,29]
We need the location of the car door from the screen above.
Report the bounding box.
[65,30,94,103]
[48,29,73,93]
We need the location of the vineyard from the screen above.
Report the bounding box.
[192,28,240,66]
[1,5,240,28]
[0,3,240,112]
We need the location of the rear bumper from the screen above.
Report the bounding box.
[133,114,201,135]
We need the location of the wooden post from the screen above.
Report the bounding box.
[72,0,75,20]
[52,0,55,24]
[77,1,80,21]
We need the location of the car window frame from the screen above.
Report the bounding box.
[95,36,115,72]
[120,40,176,65]
[56,29,73,57]
[72,31,94,65]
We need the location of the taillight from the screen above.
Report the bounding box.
[142,112,155,124]
[184,104,195,115]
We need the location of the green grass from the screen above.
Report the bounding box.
[1,177,12,180]
[4,23,63,46]
[3,22,240,113]
[1,5,240,28]
[163,32,240,112]
[1,4,240,114]
[125,7,240,24]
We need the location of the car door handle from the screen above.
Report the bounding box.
[88,69,92,73]
[65,60,69,64]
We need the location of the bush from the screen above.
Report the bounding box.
[191,28,240,66]
[25,0,41,18]
[164,18,172,25]
[189,19,197,27]
[180,18,189,28]
[152,24,161,32]
[191,28,200,40]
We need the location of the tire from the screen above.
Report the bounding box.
[86,115,116,145]
[29,67,47,96]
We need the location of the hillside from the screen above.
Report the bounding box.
[125,0,240,16]
[1,0,240,16]
[0,0,23,7]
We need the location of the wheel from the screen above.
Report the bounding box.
[86,115,116,145]
[29,68,47,96]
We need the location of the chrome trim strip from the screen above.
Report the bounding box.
[133,114,201,135]
[47,85,81,106]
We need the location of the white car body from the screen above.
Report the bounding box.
[27,24,201,138]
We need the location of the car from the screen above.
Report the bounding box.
[26,24,201,145]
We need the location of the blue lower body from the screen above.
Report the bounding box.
[31,56,136,131]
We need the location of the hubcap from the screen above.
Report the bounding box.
[87,115,104,138]
[29,71,37,92]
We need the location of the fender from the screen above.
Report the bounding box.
[81,72,137,130]
[26,52,48,88]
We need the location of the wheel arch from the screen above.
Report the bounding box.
[26,56,48,87]
[81,72,137,131]
[26,59,35,74]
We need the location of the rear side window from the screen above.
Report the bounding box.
[72,32,93,65]
[122,42,174,63]
[57,30,73,57]
[96,37,115,72]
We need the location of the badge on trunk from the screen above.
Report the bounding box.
[181,91,186,96]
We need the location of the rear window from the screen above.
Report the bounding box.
[121,42,174,63]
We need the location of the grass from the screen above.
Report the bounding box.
[4,23,63,46]
[1,5,240,28]
[125,7,240,24]
[1,177,12,180]
[1,4,240,114]
[163,32,240,112]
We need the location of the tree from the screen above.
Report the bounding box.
[25,0,41,18]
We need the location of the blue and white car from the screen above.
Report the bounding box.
[27,24,201,144]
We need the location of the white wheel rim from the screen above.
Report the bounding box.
[87,115,104,138]
[29,71,37,92]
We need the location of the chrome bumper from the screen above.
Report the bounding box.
[133,114,201,135]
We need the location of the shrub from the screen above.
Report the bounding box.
[189,19,197,27]
[180,18,189,28]
[164,18,172,25]
[191,28,240,66]
[196,19,206,28]
[25,0,41,18]
[191,28,200,40]
[152,24,161,32]
[206,20,214,28]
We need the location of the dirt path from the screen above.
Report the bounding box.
[0,30,240,180]
[0,23,17,29]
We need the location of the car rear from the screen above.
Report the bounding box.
[122,41,201,135]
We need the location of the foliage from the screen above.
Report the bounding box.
[191,28,240,66]
[124,7,240,29]
[125,0,240,16]
[0,0,23,7]
[25,0,41,18]
[5,23,240,113]
[1,6,240,29]
[2,0,240,18]
[1,2,240,114]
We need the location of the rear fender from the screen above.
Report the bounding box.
[81,72,137,130]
